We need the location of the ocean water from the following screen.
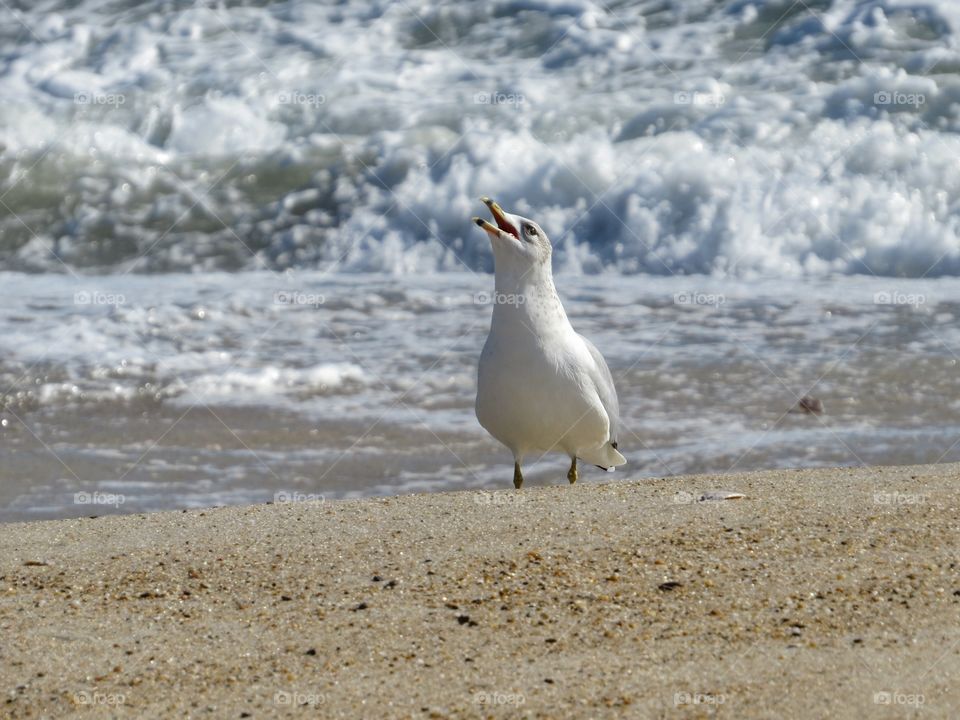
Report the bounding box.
[2,0,960,519]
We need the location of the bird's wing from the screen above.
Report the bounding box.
[579,334,620,446]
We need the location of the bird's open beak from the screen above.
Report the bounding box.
[473,216,499,238]
[473,197,519,240]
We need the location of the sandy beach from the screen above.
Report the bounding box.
[2,463,959,718]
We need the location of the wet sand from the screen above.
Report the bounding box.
[2,463,959,718]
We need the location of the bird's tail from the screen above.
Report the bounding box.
[579,441,626,470]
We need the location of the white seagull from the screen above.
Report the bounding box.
[473,197,626,489]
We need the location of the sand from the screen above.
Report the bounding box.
[2,463,960,718]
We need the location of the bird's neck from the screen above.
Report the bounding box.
[493,259,554,297]
[491,261,572,332]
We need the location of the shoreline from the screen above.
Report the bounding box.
[3,463,959,717]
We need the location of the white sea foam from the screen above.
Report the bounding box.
[183,363,367,401]
[2,0,959,276]
[3,270,960,520]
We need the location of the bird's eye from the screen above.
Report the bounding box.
[524,224,538,237]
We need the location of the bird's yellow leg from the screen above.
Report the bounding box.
[567,457,578,485]
[513,462,524,489]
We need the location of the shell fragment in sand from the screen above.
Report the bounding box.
[699,491,745,502]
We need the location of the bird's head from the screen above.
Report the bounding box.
[473,197,552,269]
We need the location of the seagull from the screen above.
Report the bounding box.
[472,197,626,489]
